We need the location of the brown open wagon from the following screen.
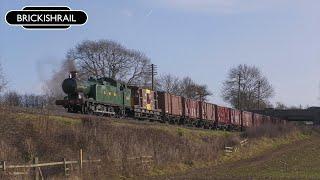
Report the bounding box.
[183,98,200,125]
[215,105,231,129]
[230,108,241,129]
[242,111,253,128]
[253,113,264,127]
[157,92,183,123]
[200,102,216,128]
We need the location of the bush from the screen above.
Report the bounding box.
[243,123,296,139]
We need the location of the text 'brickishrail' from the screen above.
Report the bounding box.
[17,14,76,23]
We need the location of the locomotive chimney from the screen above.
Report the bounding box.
[70,71,77,79]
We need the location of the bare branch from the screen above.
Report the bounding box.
[222,64,274,110]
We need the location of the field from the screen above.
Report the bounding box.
[160,130,320,179]
[0,106,316,179]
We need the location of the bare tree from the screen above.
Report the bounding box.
[157,74,181,94]
[192,84,212,101]
[222,64,274,110]
[275,102,287,110]
[124,50,151,86]
[0,63,8,93]
[180,77,212,101]
[67,40,151,85]
[157,74,212,101]
[44,40,152,102]
[22,94,48,108]
[179,77,196,98]
[2,91,22,106]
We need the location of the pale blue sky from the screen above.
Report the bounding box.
[1,0,320,107]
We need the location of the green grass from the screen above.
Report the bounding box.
[218,131,309,164]
[9,111,233,139]
[13,112,80,125]
[222,136,320,179]
[152,123,235,141]
[109,117,234,139]
[198,132,316,179]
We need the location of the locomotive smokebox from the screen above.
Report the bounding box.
[70,71,77,78]
[62,78,77,94]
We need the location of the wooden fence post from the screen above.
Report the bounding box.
[79,149,83,174]
[33,157,39,180]
[0,161,5,171]
[63,158,69,176]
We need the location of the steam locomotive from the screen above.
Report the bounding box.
[56,71,286,130]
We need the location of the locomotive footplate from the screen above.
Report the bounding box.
[55,99,84,106]
[134,107,162,121]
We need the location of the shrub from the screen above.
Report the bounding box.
[243,123,296,139]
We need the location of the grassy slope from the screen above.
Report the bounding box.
[0,107,239,179]
[164,130,315,179]
[216,135,320,179]
[0,107,313,179]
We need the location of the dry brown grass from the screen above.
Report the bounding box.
[0,105,304,180]
[0,106,241,179]
[243,123,297,139]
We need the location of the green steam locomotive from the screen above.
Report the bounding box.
[56,71,160,119]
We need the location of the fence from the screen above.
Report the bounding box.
[127,156,153,170]
[110,155,154,176]
[240,139,248,146]
[0,149,101,180]
[225,139,248,155]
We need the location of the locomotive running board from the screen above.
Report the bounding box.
[93,110,116,115]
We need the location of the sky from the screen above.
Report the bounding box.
[0,0,320,107]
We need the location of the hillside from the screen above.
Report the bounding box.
[165,132,320,179]
[0,106,311,179]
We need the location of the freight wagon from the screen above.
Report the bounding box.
[200,101,216,128]
[130,86,161,121]
[262,115,272,125]
[183,98,201,125]
[158,92,183,123]
[56,72,287,131]
[253,113,264,127]
[215,105,231,129]
[242,111,253,128]
[230,108,241,129]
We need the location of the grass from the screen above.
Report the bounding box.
[0,107,241,179]
[110,118,233,136]
[13,112,80,125]
[166,128,315,179]
[213,134,320,179]
[0,106,311,179]
[218,131,309,164]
